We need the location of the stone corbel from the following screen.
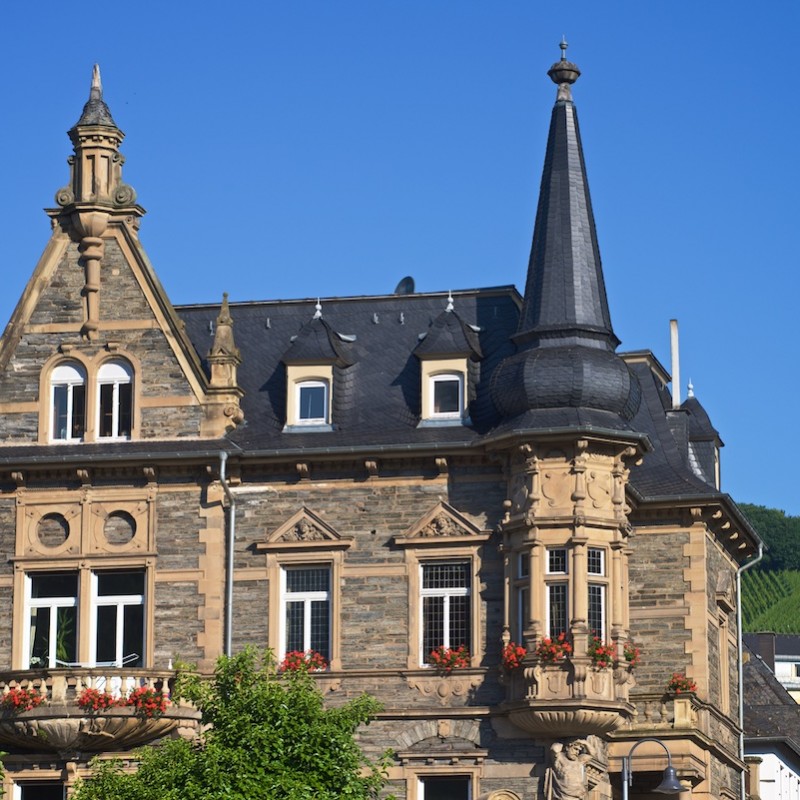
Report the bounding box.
[72,210,110,341]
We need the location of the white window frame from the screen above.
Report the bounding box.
[97,360,133,440]
[546,582,569,638]
[50,363,86,442]
[546,547,568,575]
[428,372,464,420]
[419,561,471,665]
[23,573,78,669]
[278,565,331,660]
[588,583,606,638]
[295,380,329,425]
[12,783,66,800]
[90,571,145,667]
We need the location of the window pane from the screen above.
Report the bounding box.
[588,584,605,637]
[433,379,460,414]
[548,583,568,637]
[96,605,117,663]
[29,607,51,668]
[420,776,470,800]
[97,571,144,597]
[123,605,144,666]
[423,596,444,659]
[21,784,65,800]
[286,601,305,652]
[422,563,469,590]
[31,573,78,599]
[448,595,470,651]
[309,600,330,659]
[286,568,329,593]
[548,549,567,574]
[299,385,325,420]
[118,383,133,436]
[71,384,86,438]
[517,586,529,642]
[99,383,114,437]
[52,386,68,440]
[587,548,604,576]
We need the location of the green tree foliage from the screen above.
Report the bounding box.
[739,503,800,571]
[73,648,391,800]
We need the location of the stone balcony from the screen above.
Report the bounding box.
[502,659,636,737]
[0,668,200,754]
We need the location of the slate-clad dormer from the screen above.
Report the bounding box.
[489,44,640,432]
[414,297,482,426]
[682,383,723,488]
[281,303,355,429]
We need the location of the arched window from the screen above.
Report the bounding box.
[97,360,133,439]
[429,372,464,419]
[50,363,86,442]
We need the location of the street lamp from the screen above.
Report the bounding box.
[621,737,684,798]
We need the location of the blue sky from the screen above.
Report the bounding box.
[1,2,798,513]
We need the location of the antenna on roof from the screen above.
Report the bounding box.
[670,319,681,408]
[394,276,415,295]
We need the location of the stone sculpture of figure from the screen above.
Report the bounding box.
[544,738,597,800]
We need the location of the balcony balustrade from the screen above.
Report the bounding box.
[0,668,199,754]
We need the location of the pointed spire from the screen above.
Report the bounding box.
[687,380,695,398]
[209,293,240,359]
[516,42,617,351]
[73,64,118,129]
[488,46,640,426]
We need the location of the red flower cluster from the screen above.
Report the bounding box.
[623,641,641,667]
[533,633,572,663]
[588,636,615,668]
[429,645,470,675]
[501,642,527,671]
[77,687,119,712]
[125,686,170,718]
[1,687,43,713]
[279,650,328,673]
[667,672,697,694]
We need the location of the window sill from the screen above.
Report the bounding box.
[417,416,471,428]
[283,423,334,433]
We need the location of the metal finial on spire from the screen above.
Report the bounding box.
[313,299,322,319]
[547,38,581,94]
[446,291,454,313]
[687,380,694,398]
[90,64,102,100]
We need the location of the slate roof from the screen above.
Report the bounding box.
[743,646,800,752]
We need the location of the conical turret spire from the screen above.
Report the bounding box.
[489,46,640,426]
[516,40,617,351]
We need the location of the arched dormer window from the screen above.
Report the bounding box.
[51,363,86,442]
[97,359,133,439]
[429,372,464,420]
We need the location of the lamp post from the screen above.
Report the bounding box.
[621,737,684,799]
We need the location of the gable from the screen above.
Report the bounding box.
[394,501,491,547]
[0,217,216,444]
[256,507,353,552]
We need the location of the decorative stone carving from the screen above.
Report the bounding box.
[258,507,352,553]
[405,673,483,706]
[281,518,325,542]
[394,501,490,546]
[544,737,599,800]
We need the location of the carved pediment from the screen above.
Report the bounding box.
[394,502,491,547]
[256,507,352,551]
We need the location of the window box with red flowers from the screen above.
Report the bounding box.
[125,686,170,718]
[77,687,120,713]
[623,641,641,667]
[428,645,470,675]
[0,687,43,714]
[533,633,572,664]
[279,650,328,673]
[667,672,697,694]
[588,636,615,668]
[502,642,527,672]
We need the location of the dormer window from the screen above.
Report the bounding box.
[97,359,133,439]
[297,380,328,424]
[430,373,463,419]
[51,363,86,442]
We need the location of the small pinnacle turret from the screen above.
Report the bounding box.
[73,64,118,129]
